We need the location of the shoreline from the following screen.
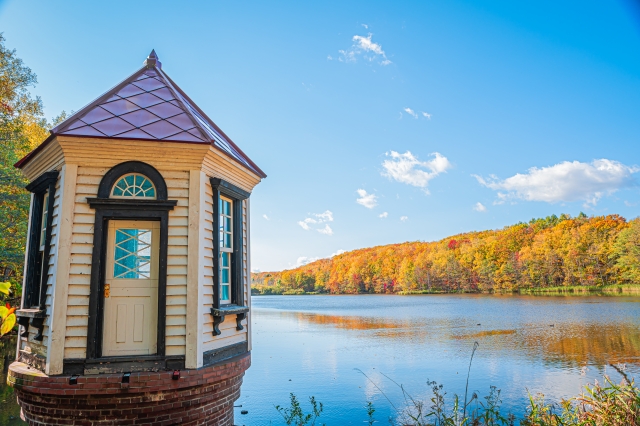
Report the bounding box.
[251,284,640,297]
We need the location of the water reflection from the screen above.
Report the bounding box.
[245,295,640,425]
[256,307,640,371]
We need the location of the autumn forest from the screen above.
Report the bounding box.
[252,213,640,295]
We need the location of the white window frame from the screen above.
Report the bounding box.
[219,196,233,304]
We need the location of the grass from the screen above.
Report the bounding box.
[517,284,640,296]
[275,346,640,426]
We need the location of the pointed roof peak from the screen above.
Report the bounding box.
[18,52,266,178]
[144,49,161,69]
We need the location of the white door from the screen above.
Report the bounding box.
[102,220,159,356]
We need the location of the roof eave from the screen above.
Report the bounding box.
[14,132,56,169]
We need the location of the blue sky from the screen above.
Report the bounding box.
[1,1,639,271]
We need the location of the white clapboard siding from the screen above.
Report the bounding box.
[19,136,263,362]
[58,138,209,171]
[202,180,216,347]
[64,165,99,358]
[21,173,62,357]
[21,140,65,182]
[201,180,249,353]
[64,163,191,358]
[202,148,260,194]
[165,170,190,356]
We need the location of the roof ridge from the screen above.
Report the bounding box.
[162,72,267,179]
[154,67,212,143]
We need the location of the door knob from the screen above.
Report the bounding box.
[104,283,110,298]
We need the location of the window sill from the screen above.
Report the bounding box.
[210,305,249,336]
[16,309,46,319]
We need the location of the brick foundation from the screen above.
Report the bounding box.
[8,352,250,426]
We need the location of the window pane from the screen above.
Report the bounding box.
[221,284,230,301]
[224,233,232,249]
[224,217,231,233]
[111,173,156,199]
[221,252,230,267]
[224,200,231,215]
[141,178,153,191]
[221,268,229,284]
[114,228,152,279]
[40,192,49,251]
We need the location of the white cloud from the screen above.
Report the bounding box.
[404,107,418,119]
[382,151,452,193]
[403,108,431,120]
[296,256,320,267]
[473,202,487,212]
[474,159,639,207]
[297,218,313,230]
[297,210,334,233]
[263,214,270,220]
[400,216,408,222]
[379,212,388,218]
[338,33,391,65]
[356,189,378,208]
[318,224,334,235]
[327,55,333,60]
[316,210,334,222]
[361,24,369,29]
[353,34,385,55]
[294,249,346,268]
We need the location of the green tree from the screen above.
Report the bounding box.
[0,34,49,281]
[613,218,640,283]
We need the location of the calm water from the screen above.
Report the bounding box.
[235,294,640,425]
[1,295,639,425]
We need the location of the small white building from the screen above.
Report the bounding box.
[9,50,265,426]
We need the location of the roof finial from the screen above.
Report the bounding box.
[144,49,162,69]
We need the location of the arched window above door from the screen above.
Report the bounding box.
[111,173,156,199]
[95,161,168,200]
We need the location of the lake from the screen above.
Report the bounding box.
[235,294,640,425]
[1,294,639,425]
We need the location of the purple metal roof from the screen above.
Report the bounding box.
[18,51,266,178]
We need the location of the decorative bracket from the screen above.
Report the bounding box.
[16,309,46,340]
[210,305,249,336]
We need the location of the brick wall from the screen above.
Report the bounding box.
[8,352,250,425]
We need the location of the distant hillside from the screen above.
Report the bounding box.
[251,214,640,294]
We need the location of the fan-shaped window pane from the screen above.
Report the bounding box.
[111,173,156,199]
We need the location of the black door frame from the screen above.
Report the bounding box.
[84,162,176,361]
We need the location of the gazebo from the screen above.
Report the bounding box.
[8,50,265,425]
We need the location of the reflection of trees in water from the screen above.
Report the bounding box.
[518,323,640,367]
[265,310,640,370]
[0,336,24,425]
